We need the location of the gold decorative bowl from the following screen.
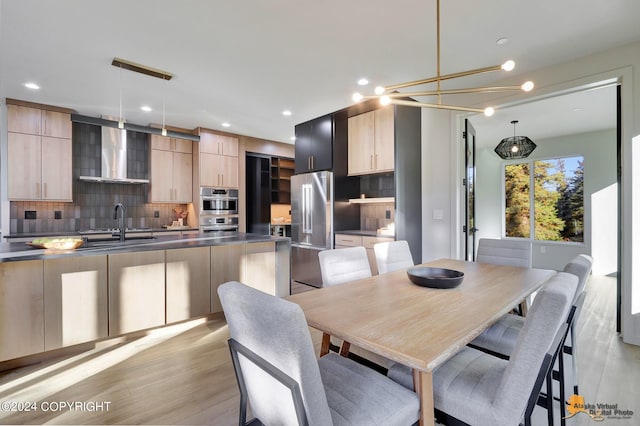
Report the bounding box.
[27,238,84,250]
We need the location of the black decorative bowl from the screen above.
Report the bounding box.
[407,267,464,289]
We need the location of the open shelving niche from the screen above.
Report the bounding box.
[270,156,294,204]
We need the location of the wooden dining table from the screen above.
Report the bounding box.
[287,258,555,426]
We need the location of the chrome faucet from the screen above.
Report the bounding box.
[114,203,126,242]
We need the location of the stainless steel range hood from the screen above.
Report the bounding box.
[79,125,149,184]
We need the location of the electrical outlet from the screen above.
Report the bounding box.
[54,210,62,219]
[154,210,160,218]
[385,209,391,219]
[25,210,37,220]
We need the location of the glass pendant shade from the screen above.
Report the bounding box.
[495,120,536,159]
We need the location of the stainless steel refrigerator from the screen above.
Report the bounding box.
[291,171,333,287]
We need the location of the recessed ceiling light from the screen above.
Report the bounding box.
[141,105,152,112]
[222,122,231,127]
[358,78,369,86]
[282,110,292,116]
[24,82,40,90]
[496,37,509,45]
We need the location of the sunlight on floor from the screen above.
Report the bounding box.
[0,319,205,420]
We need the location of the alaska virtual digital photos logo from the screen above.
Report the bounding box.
[566,394,634,422]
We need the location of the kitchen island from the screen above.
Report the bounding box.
[0,232,290,364]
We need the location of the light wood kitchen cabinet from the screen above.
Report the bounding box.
[348,107,394,175]
[211,244,243,313]
[166,247,211,323]
[41,136,73,200]
[7,104,73,201]
[241,242,277,295]
[150,135,193,203]
[199,131,239,188]
[8,105,71,138]
[200,132,239,156]
[334,233,394,275]
[42,110,72,138]
[44,256,108,351]
[108,250,166,335]
[150,134,193,153]
[7,105,41,134]
[7,133,41,200]
[200,151,239,188]
[0,260,44,362]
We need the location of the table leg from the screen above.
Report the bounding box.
[320,333,331,357]
[413,369,435,426]
[339,341,351,357]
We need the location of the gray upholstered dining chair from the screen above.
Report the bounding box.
[476,238,532,268]
[470,254,593,397]
[476,238,534,315]
[374,240,414,274]
[318,246,386,364]
[218,281,420,426]
[386,272,577,426]
[318,246,372,286]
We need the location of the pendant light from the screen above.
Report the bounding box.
[161,75,167,136]
[118,65,125,129]
[494,120,536,159]
[111,57,174,134]
[352,0,534,116]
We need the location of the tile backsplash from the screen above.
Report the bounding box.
[360,203,395,231]
[359,173,395,231]
[9,122,189,234]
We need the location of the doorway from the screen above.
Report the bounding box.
[245,154,271,235]
[465,83,620,321]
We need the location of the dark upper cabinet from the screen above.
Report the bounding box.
[294,113,333,174]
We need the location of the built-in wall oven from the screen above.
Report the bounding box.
[199,187,239,233]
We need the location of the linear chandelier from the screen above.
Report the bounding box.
[352,0,534,116]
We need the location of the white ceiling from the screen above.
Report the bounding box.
[469,84,618,148]
[1,0,639,144]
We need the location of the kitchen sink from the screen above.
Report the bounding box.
[83,235,156,248]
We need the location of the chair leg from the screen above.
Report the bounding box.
[570,325,579,395]
[546,370,554,426]
[320,333,331,357]
[558,350,567,426]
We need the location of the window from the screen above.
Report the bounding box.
[504,156,584,242]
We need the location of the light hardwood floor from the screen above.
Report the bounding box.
[0,275,637,425]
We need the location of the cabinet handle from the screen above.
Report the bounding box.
[371,155,374,170]
[311,156,315,170]
[43,183,47,198]
[375,154,378,170]
[307,156,311,170]
[36,183,40,198]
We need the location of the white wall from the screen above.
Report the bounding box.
[474,129,617,271]
[420,108,455,262]
[419,40,640,344]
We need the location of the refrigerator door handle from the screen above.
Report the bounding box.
[302,183,313,233]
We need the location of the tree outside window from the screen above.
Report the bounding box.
[504,156,584,242]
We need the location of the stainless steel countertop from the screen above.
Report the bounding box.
[0,232,289,263]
